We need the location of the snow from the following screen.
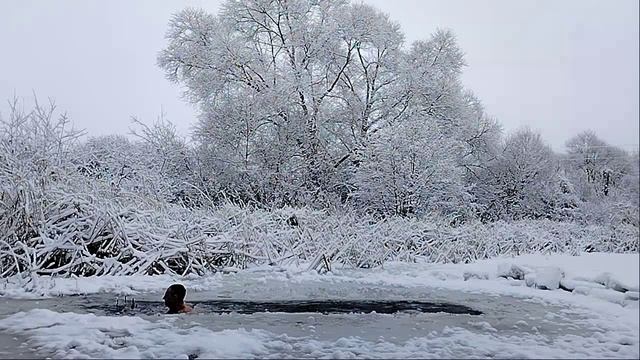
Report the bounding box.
[0,252,638,358]
[496,263,527,280]
[524,266,564,290]
[3,253,634,295]
[0,309,272,359]
[438,252,638,290]
[1,308,638,359]
[0,273,223,299]
[2,252,638,311]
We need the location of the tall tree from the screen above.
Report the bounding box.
[158,0,499,210]
[565,131,633,198]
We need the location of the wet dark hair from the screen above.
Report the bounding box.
[168,284,186,300]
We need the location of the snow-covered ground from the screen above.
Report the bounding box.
[0,252,638,358]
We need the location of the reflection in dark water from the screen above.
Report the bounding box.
[83,299,482,316]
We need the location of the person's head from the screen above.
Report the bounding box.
[163,284,187,312]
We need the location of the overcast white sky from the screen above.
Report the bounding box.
[1,0,638,152]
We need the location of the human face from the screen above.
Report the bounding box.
[163,288,178,308]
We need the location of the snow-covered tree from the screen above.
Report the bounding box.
[158,1,362,203]
[561,131,639,227]
[564,131,633,199]
[473,128,566,221]
[157,1,498,209]
[353,117,470,219]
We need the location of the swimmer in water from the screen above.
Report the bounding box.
[163,284,193,314]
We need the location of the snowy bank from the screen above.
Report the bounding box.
[2,252,638,310]
[0,252,638,359]
[307,252,640,311]
[0,308,637,359]
[0,309,272,359]
[454,252,639,293]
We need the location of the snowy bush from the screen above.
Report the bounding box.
[0,98,635,277]
[2,195,637,277]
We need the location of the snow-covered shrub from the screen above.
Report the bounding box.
[0,97,82,276]
[353,118,470,218]
[472,129,567,222]
[1,198,638,277]
[0,98,637,278]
